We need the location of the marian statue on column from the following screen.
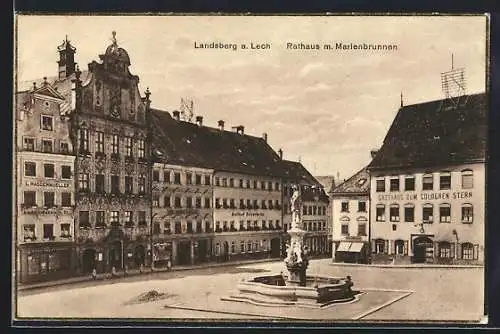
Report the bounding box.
[290,185,301,230]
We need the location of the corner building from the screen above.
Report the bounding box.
[15,78,77,283]
[63,34,152,274]
[367,94,486,264]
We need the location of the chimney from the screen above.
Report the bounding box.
[172,110,180,121]
[195,116,203,126]
[234,125,244,135]
[370,149,379,159]
[262,132,268,142]
[278,148,283,160]
[218,120,225,131]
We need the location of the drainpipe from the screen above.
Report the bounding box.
[144,87,153,270]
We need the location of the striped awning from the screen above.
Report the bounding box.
[337,242,364,253]
[337,242,351,252]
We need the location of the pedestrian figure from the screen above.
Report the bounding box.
[139,264,144,274]
[346,275,353,293]
[124,265,128,276]
[392,257,396,266]
[92,268,97,280]
[167,259,172,271]
[111,266,117,278]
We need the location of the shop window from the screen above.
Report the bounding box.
[44,163,55,178]
[439,204,451,223]
[376,179,385,192]
[43,224,54,240]
[461,170,473,189]
[440,172,451,190]
[462,242,474,260]
[376,205,385,222]
[390,177,400,192]
[24,162,36,177]
[27,254,40,276]
[405,176,415,191]
[404,205,415,222]
[61,165,72,179]
[394,240,405,255]
[422,204,434,223]
[422,174,433,190]
[461,204,473,223]
[438,242,452,258]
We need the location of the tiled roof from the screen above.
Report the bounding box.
[368,93,487,170]
[151,109,284,177]
[315,175,336,193]
[281,160,320,185]
[331,167,370,195]
[301,184,329,203]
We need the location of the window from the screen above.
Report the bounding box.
[440,172,451,190]
[137,139,145,159]
[438,242,451,258]
[376,179,385,192]
[422,204,434,223]
[78,173,89,192]
[204,175,211,185]
[61,165,71,179]
[358,201,366,212]
[125,176,133,194]
[246,180,250,188]
[96,211,105,227]
[195,174,202,185]
[164,171,171,183]
[390,177,400,192]
[404,205,415,222]
[124,137,133,158]
[175,196,181,208]
[422,173,433,190]
[43,224,54,239]
[79,211,90,228]
[23,137,35,151]
[462,204,473,223]
[253,180,257,189]
[376,205,385,222]
[186,173,193,185]
[186,197,192,208]
[165,221,172,234]
[261,200,266,209]
[95,174,105,193]
[341,202,349,212]
[79,128,89,153]
[152,194,159,207]
[124,211,133,226]
[461,170,473,189]
[111,134,119,155]
[110,211,120,227]
[41,139,53,153]
[111,175,120,194]
[394,240,405,255]
[303,205,307,215]
[24,162,36,177]
[23,224,36,241]
[95,132,104,154]
[193,197,201,209]
[24,191,36,206]
[196,221,202,233]
[41,115,53,131]
[261,181,266,190]
[439,204,451,223]
[268,200,273,209]
[253,199,258,209]
[175,221,182,234]
[375,239,385,254]
[44,164,55,178]
[204,198,210,209]
[405,176,415,191]
[246,199,251,209]
[174,172,181,184]
[341,224,349,235]
[358,223,366,236]
[390,205,400,222]
[153,170,159,182]
[61,192,71,207]
[60,142,69,154]
[44,192,55,208]
[462,242,473,260]
[59,223,70,238]
[138,211,146,225]
[239,179,244,188]
[138,174,146,194]
[229,178,234,187]
[153,223,161,235]
[247,241,252,253]
[275,182,280,191]
[240,241,245,253]
[215,177,220,186]
[222,178,227,187]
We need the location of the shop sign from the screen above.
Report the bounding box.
[25,180,71,188]
[98,253,103,261]
[377,191,473,202]
[231,211,265,217]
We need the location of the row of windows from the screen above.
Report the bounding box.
[341,201,366,213]
[153,195,211,209]
[23,137,70,154]
[214,220,282,232]
[372,239,479,260]
[216,239,270,255]
[302,205,328,216]
[153,170,211,186]
[375,203,474,224]
[340,223,367,236]
[23,223,71,241]
[24,162,72,179]
[23,191,72,207]
[376,170,474,192]
[78,210,147,228]
[78,129,146,159]
[214,198,281,210]
[214,177,280,191]
[78,173,147,194]
[301,221,328,232]
[153,220,211,235]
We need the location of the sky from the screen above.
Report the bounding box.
[15,15,487,180]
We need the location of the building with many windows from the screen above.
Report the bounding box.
[150,112,285,266]
[282,160,330,258]
[15,78,77,283]
[367,93,486,264]
[330,167,370,264]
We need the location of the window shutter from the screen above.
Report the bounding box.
[457,243,462,260]
[473,244,479,260]
[371,240,376,253]
[451,243,455,259]
[404,241,408,255]
[384,240,389,254]
[433,242,438,259]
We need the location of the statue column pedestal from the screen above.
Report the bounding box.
[285,228,308,287]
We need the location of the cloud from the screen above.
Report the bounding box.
[299,62,326,78]
[304,82,331,92]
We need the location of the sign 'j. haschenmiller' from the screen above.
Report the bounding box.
[25,181,70,188]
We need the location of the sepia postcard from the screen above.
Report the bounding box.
[13,14,488,325]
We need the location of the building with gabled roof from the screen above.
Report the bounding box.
[367,93,486,265]
[330,167,370,263]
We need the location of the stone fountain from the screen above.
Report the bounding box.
[222,185,358,308]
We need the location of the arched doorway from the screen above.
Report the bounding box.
[134,245,145,267]
[82,249,96,274]
[413,236,433,263]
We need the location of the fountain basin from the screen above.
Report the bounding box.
[222,274,357,308]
